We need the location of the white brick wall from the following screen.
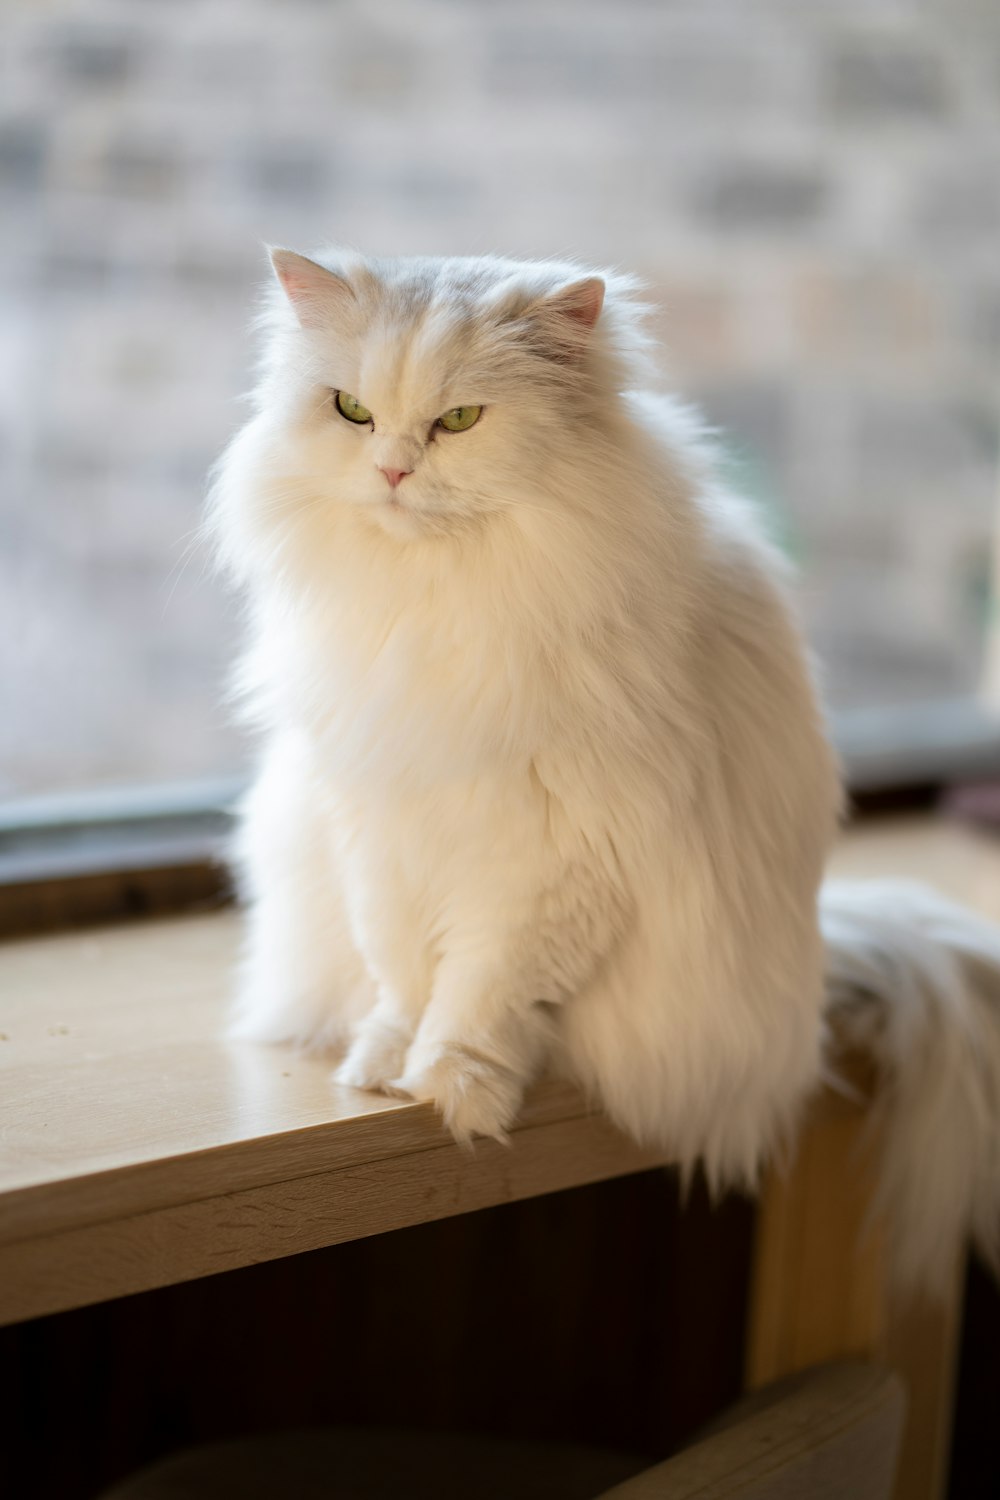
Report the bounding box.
[2,0,999,794]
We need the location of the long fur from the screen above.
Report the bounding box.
[822,881,1000,1293]
[209,247,1000,1295]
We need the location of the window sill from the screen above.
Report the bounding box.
[2,811,999,1329]
[0,903,667,1325]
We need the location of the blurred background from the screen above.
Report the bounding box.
[2,0,999,799]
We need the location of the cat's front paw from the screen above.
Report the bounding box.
[334,1019,411,1094]
[391,1044,523,1145]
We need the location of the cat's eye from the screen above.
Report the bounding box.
[436,405,482,433]
[335,390,372,424]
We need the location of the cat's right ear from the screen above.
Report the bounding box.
[269,249,355,329]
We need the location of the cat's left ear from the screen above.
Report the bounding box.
[527,277,605,361]
[270,248,355,329]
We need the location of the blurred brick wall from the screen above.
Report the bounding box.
[2,0,999,795]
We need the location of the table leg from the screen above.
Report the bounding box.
[745,1096,965,1500]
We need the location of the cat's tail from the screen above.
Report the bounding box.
[820,879,1000,1296]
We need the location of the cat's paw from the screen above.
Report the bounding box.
[334,1020,411,1094]
[391,1045,523,1145]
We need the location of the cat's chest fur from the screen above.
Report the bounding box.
[274,519,625,792]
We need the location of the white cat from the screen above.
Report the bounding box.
[210,247,1000,1294]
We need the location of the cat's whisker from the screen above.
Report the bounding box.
[160,525,216,619]
[255,489,324,520]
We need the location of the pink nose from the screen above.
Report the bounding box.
[378,466,412,489]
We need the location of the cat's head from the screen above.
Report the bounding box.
[252,248,650,541]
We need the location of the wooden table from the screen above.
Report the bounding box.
[3,814,997,1499]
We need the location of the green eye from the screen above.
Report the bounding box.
[335,390,372,424]
[437,405,482,433]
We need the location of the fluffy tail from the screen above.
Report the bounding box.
[820,879,1000,1295]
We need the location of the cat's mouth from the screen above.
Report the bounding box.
[369,492,454,538]
[385,493,443,520]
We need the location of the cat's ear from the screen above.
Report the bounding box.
[269,248,355,329]
[540,277,605,333]
[525,276,605,362]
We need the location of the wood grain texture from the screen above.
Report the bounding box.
[745,1091,887,1381]
[0,1113,669,1325]
[0,912,669,1323]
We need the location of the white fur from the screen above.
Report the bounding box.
[210,248,1000,1294]
[822,880,1000,1293]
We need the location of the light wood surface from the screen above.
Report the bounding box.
[0,912,668,1324]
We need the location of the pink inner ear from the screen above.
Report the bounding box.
[270,248,354,328]
[553,277,606,332]
[275,265,316,301]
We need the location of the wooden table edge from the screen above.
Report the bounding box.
[0,1105,671,1327]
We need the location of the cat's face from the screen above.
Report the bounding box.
[263,251,608,541]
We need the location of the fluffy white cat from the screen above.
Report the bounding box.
[210,247,1000,1294]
